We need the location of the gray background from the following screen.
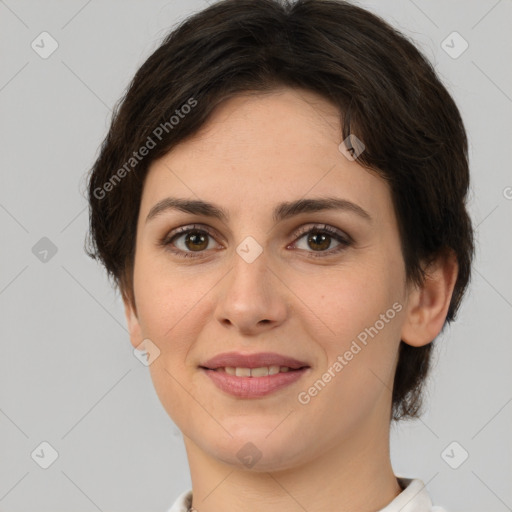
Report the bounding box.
[1,1,511,511]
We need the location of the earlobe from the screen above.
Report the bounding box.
[401,250,459,348]
[122,294,143,350]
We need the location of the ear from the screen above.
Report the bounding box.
[122,292,144,350]
[401,249,459,347]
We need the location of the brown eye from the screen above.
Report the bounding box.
[306,231,332,251]
[291,224,352,257]
[182,230,209,251]
[162,225,221,258]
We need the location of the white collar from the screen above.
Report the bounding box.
[379,477,436,511]
[167,477,446,512]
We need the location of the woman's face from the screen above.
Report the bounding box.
[125,87,412,471]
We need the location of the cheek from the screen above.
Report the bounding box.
[132,257,207,426]
[131,251,198,384]
[133,244,207,340]
[293,272,404,443]
[292,256,404,349]
[292,254,405,408]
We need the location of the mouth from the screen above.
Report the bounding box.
[199,354,311,399]
[199,352,311,398]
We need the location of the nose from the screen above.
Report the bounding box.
[214,247,288,336]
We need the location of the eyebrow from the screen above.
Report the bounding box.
[145,196,372,225]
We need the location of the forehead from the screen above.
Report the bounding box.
[183,88,343,156]
[139,87,392,224]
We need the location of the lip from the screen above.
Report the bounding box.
[201,367,310,398]
[201,351,310,370]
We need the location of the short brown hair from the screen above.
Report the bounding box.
[86,0,474,421]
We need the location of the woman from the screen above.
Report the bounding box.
[87,0,474,510]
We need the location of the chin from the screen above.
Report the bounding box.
[206,431,309,473]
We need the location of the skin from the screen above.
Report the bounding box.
[123,87,458,512]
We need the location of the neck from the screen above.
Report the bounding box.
[183,411,401,512]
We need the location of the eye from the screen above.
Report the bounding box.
[290,224,352,257]
[161,225,221,258]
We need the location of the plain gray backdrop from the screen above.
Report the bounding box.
[1,1,511,511]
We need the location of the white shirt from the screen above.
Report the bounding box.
[167,477,447,512]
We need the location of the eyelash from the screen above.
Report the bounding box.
[159,223,353,259]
